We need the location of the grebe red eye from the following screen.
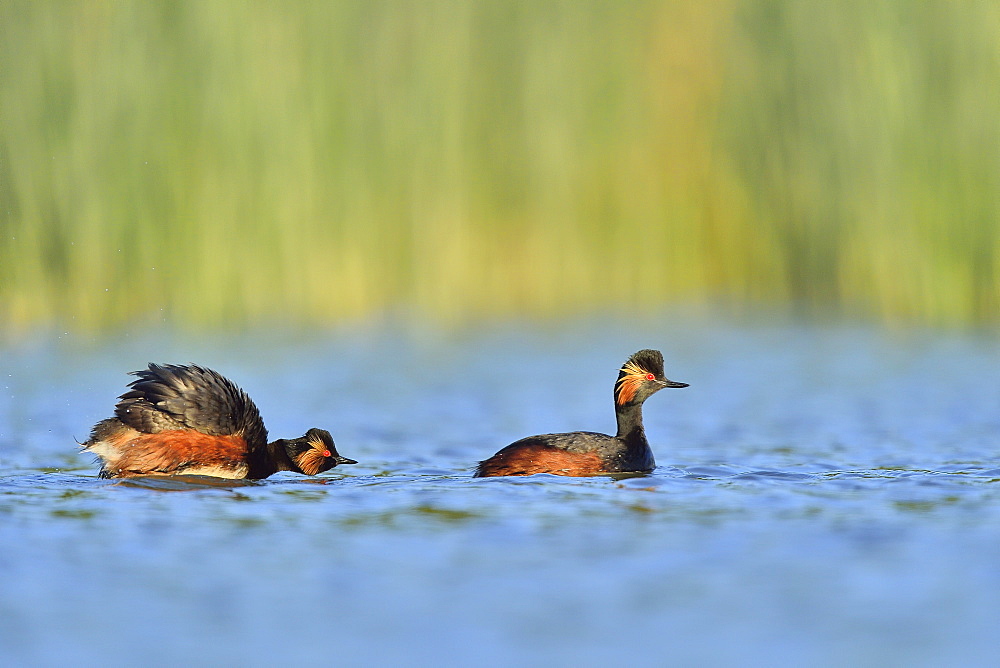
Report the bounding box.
[645,373,655,381]
[323,450,331,458]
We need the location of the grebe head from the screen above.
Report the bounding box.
[280,428,357,475]
[615,349,688,407]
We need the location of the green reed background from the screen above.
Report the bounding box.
[2,1,999,331]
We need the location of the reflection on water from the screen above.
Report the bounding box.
[1,318,999,666]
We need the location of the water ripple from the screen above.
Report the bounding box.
[2,323,1000,665]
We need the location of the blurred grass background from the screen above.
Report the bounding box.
[1,0,998,332]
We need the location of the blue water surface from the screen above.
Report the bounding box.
[1,316,999,667]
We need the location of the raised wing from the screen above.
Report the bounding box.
[115,363,268,447]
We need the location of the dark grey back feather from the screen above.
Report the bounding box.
[114,363,268,448]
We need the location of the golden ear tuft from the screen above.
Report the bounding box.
[296,442,328,476]
[616,360,649,405]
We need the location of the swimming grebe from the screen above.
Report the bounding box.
[82,363,356,479]
[474,349,687,477]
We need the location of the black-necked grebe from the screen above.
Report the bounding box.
[82,363,356,479]
[475,349,687,477]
